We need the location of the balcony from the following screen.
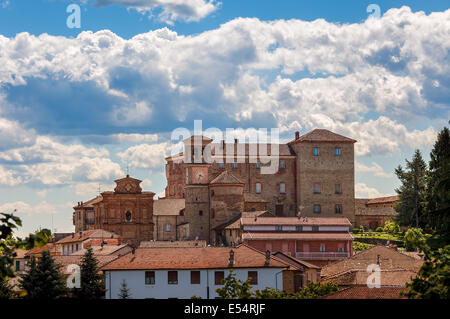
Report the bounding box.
[295,252,349,260]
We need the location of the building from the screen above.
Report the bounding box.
[241,217,353,267]
[324,286,407,299]
[55,229,121,255]
[320,245,423,288]
[355,196,399,230]
[102,244,291,299]
[223,211,274,247]
[163,129,357,243]
[73,175,155,246]
[152,198,188,241]
[139,240,207,248]
[272,251,320,292]
[12,249,27,273]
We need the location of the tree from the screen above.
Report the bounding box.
[0,277,16,299]
[425,126,450,243]
[395,150,428,228]
[404,228,427,252]
[118,279,131,299]
[0,212,21,280]
[216,270,253,299]
[293,282,338,299]
[73,247,105,299]
[19,251,67,299]
[404,245,450,299]
[383,221,400,235]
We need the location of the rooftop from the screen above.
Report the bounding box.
[153,198,185,216]
[289,129,357,144]
[139,240,208,248]
[55,229,120,244]
[241,217,352,226]
[324,286,407,299]
[243,232,353,241]
[101,244,290,271]
[69,244,130,256]
[366,195,400,205]
[210,170,244,185]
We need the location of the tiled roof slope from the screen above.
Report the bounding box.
[55,229,120,244]
[324,286,407,299]
[289,129,357,144]
[102,245,290,270]
[243,232,353,241]
[241,217,352,226]
[210,171,244,185]
[366,195,400,205]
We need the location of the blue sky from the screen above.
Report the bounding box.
[0,0,449,236]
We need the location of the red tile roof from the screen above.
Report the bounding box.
[74,195,103,209]
[289,129,357,144]
[366,196,400,205]
[54,255,119,274]
[243,232,353,241]
[241,217,352,226]
[321,269,418,287]
[55,229,120,244]
[101,244,291,271]
[324,286,407,299]
[25,243,58,256]
[210,171,244,185]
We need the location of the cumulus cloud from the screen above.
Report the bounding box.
[356,161,393,178]
[0,118,36,151]
[117,142,169,169]
[93,0,220,24]
[355,183,389,198]
[0,201,57,216]
[0,164,22,186]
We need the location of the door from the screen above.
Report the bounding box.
[275,204,284,217]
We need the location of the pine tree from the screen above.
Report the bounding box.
[73,246,105,299]
[118,279,131,299]
[0,277,16,299]
[395,150,428,228]
[425,126,450,242]
[19,251,67,299]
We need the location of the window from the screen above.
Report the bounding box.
[232,162,238,169]
[335,147,342,156]
[180,209,184,216]
[145,271,155,285]
[335,204,343,214]
[215,271,225,285]
[256,183,261,194]
[255,161,260,169]
[168,271,178,284]
[75,244,79,251]
[312,225,319,232]
[280,183,286,194]
[218,162,224,169]
[313,147,320,156]
[338,247,345,252]
[165,224,171,232]
[15,261,20,271]
[313,205,321,214]
[295,226,303,232]
[280,160,286,169]
[125,211,132,222]
[191,271,201,284]
[199,210,203,216]
[320,244,326,252]
[335,184,342,194]
[275,226,283,231]
[248,271,258,285]
[313,184,321,194]
[211,208,215,218]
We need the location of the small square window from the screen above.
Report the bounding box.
[313,147,320,156]
[280,183,286,194]
[256,183,261,194]
[313,205,321,214]
[335,147,342,156]
[165,224,171,232]
[335,184,342,194]
[191,271,200,284]
[145,271,155,285]
[248,271,258,285]
[320,244,326,252]
[168,271,178,285]
[199,210,203,216]
[280,160,286,169]
[312,225,319,232]
[232,162,238,169]
[255,161,260,169]
[218,163,224,169]
[335,204,343,214]
[313,184,321,194]
[215,271,224,285]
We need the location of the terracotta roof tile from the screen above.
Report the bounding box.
[101,245,290,271]
[55,229,120,244]
[321,269,417,287]
[210,171,244,185]
[366,196,400,205]
[74,195,103,208]
[54,255,119,274]
[69,244,130,256]
[289,129,357,144]
[241,217,352,226]
[25,243,58,256]
[139,241,207,248]
[243,232,353,241]
[225,211,272,229]
[324,286,407,299]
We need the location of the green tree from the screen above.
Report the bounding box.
[0,277,16,299]
[404,228,427,252]
[425,126,450,243]
[118,279,131,299]
[216,270,253,299]
[19,251,67,299]
[254,287,289,299]
[0,212,21,280]
[404,245,450,299]
[73,247,105,299]
[383,221,400,234]
[395,150,428,228]
[293,282,338,299]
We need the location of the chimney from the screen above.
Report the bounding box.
[131,248,136,255]
[377,255,381,265]
[72,233,74,238]
[234,138,238,144]
[229,250,235,267]
[295,131,300,140]
[265,250,271,266]
[79,231,82,238]
[254,216,257,222]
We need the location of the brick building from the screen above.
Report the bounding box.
[73,175,155,246]
[354,196,399,230]
[163,129,357,244]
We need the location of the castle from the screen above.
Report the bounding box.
[74,129,357,246]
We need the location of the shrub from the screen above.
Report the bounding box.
[352,228,360,234]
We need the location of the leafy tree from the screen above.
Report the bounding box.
[0,212,21,280]
[404,228,427,252]
[254,287,289,299]
[216,270,253,299]
[73,247,105,299]
[294,282,338,299]
[19,251,67,299]
[404,245,450,299]
[118,279,131,299]
[383,221,400,234]
[395,150,428,228]
[425,126,450,243]
[0,277,16,299]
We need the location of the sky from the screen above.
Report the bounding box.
[0,0,449,237]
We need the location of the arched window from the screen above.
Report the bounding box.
[125,211,132,222]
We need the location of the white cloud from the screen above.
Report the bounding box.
[0,118,36,151]
[117,142,169,169]
[112,133,158,144]
[0,201,57,217]
[0,165,22,186]
[74,182,115,197]
[356,161,393,178]
[93,0,220,24]
[355,183,389,198]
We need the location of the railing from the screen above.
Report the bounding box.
[295,252,349,260]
